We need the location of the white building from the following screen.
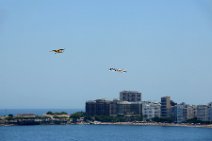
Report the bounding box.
[197,105,209,122]
[142,101,161,120]
[173,104,185,123]
[184,104,196,120]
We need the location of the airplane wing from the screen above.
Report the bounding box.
[50,50,56,52]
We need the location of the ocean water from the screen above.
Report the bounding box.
[0,125,212,141]
[0,109,83,116]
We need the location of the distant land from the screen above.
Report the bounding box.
[0,109,84,116]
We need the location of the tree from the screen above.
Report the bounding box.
[70,112,85,123]
[6,114,14,120]
[46,111,54,115]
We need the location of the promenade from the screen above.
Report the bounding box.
[87,121,212,128]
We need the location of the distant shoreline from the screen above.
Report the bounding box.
[90,122,212,128]
[1,122,212,129]
[0,109,84,116]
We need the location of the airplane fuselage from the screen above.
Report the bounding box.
[109,68,127,73]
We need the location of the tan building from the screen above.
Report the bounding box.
[184,105,196,120]
[161,96,171,118]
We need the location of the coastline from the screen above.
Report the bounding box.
[1,122,212,129]
[92,122,212,128]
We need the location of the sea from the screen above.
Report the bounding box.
[0,109,83,116]
[1,109,212,141]
[0,125,212,141]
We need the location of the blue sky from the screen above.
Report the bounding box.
[0,0,212,109]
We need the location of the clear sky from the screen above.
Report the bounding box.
[0,0,212,109]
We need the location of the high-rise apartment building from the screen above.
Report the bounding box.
[184,104,196,120]
[172,104,185,123]
[197,105,209,122]
[85,100,96,116]
[120,91,142,102]
[208,102,212,122]
[161,96,171,118]
[116,101,142,116]
[86,99,111,116]
[142,101,161,120]
[86,99,143,117]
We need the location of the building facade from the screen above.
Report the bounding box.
[184,104,196,120]
[208,102,212,122]
[142,101,161,120]
[86,100,96,116]
[86,99,111,116]
[120,91,142,102]
[172,104,185,123]
[197,105,209,122]
[95,99,111,116]
[161,96,171,118]
[86,99,142,117]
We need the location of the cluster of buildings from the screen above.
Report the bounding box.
[86,91,212,123]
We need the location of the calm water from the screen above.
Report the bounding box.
[0,125,212,141]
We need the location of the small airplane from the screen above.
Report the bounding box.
[109,68,127,73]
[50,48,65,54]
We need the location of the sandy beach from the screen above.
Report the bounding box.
[89,121,212,128]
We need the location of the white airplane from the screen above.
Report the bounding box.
[109,68,127,73]
[50,48,65,54]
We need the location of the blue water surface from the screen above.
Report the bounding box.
[0,125,212,141]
